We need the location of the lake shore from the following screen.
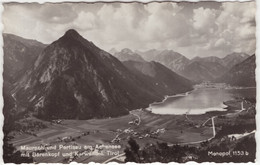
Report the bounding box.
[148,89,195,106]
[146,86,255,115]
[9,85,255,163]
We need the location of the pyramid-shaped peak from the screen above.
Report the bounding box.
[61,29,91,44]
[58,29,94,48]
[65,29,80,35]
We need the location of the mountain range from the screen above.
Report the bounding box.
[216,54,256,87]
[3,30,255,120]
[117,49,250,82]
[4,30,192,120]
[137,49,190,74]
[3,33,46,84]
[113,48,145,62]
[123,60,192,95]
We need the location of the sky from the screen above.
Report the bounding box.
[2,1,256,58]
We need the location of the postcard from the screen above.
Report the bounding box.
[2,0,257,163]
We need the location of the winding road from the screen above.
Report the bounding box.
[102,153,125,163]
[96,100,250,163]
[104,110,141,163]
[178,100,247,146]
[130,110,141,126]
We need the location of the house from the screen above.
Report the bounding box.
[144,134,150,137]
[128,121,134,125]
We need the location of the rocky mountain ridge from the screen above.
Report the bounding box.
[216,55,256,87]
[6,30,192,120]
[136,49,250,82]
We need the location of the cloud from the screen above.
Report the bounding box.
[36,3,78,24]
[187,1,256,57]
[73,11,97,30]
[142,2,187,41]
[2,1,256,58]
[193,7,218,33]
[214,38,225,48]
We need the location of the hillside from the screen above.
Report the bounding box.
[216,55,256,87]
[180,61,216,82]
[181,60,227,82]
[11,30,192,120]
[123,60,193,95]
[221,52,250,69]
[113,48,145,62]
[138,49,190,74]
[3,33,46,84]
[138,49,251,82]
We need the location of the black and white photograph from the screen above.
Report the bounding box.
[2,0,257,163]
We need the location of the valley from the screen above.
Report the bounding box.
[3,30,256,163]
[8,85,256,163]
[2,1,257,163]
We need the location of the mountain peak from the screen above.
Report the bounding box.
[121,48,133,54]
[64,29,80,37]
[109,48,118,55]
[224,52,249,58]
[58,29,95,49]
[61,29,85,42]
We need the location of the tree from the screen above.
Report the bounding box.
[3,90,34,163]
[3,136,33,163]
[124,138,140,162]
[128,138,140,154]
[124,147,136,162]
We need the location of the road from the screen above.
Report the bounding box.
[104,111,217,162]
[107,101,250,160]
[104,110,141,163]
[102,153,125,163]
[130,110,141,125]
[202,118,211,126]
[212,116,216,137]
[180,100,247,146]
[169,116,217,146]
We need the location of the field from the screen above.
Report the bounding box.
[9,99,249,163]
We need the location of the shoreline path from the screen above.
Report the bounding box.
[105,100,249,163]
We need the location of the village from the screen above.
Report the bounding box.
[9,93,256,163]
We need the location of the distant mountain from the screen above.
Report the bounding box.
[138,49,190,73]
[182,53,250,82]
[182,56,227,82]
[12,29,192,120]
[192,53,249,69]
[108,48,118,55]
[113,48,145,62]
[136,49,163,61]
[138,49,226,82]
[221,52,250,69]
[216,55,256,87]
[180,61,215,82]
[3,33,46,84]
[137,50,251,83]
[123,60,193,95]
[192,56,223,65]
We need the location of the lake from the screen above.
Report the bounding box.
[149,87,256,115]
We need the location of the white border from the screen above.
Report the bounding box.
[0,0,258,165]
